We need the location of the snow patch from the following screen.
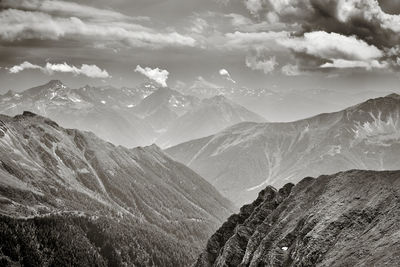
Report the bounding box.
[327,145,341,156]
[299,124,310,140]
[69,95,82,103]
[353,111,400,145]
[168,95,186,108]
[78,168,90,174]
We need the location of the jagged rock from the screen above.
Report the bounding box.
[195,170,400,267]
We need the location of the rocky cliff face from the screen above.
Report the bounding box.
[195,170,400,267]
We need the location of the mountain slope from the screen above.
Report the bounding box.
[157,95,266,148]
[166,94,400,205]
[0,112,234,266]
[195,170,400,267]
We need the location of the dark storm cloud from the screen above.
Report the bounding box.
[378,0,400,14]
[243,0,400,71]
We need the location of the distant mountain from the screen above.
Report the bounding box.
[166,94,400,205]
[157,95,266,148]
[176,81,400,122]
[0,80,156,148]
[195,170,400,267]
[0,80,268,149]
[178,82,269,100]
[0,112,234,266]
[133,87,200,133]
[76,80,160,107]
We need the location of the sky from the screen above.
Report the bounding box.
[0,0,400,99]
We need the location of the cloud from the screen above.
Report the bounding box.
[239,0,400,72]
[189,17,209,34]
[278,31,383,61]
[215,0,230,5]
[224,13,289,32]
[244,0,400,49]
[0,5,195,49]
[219,69,236,83]
[223,31,289,50]
[276,31,388,71]
[9,61,110,78]
[379,0,400,14]
[320,59,388,70]
[135,65,169,87]
[246,54,278,74]
[281,64,301,76]
[9,61,42,73]
[245,0,264,15]
[0,0,135,21]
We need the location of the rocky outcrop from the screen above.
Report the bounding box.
[195,170,400,267]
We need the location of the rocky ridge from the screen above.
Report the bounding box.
[195,170,400,267]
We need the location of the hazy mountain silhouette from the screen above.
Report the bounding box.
[167,94,400,205]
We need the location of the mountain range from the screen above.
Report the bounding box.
[0,80,265,148]
[195,169,400,266]
[1,80,399,266]
[156,95,265,148]
[0,111,234,266]
[166,94,400,205]
[178,79,400,122]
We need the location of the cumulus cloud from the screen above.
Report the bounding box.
[0,3,195,49]
[278,31,383,61]
[244,0,400,49]
[239,0,400,72]
[135,65,169,87]
[281,64,301,76]
[9,61,42,73]
[246,54,278,74]
[9,61,110,78]
[219,69,236,83]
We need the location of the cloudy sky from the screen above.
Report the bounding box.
[0,0,400,97]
